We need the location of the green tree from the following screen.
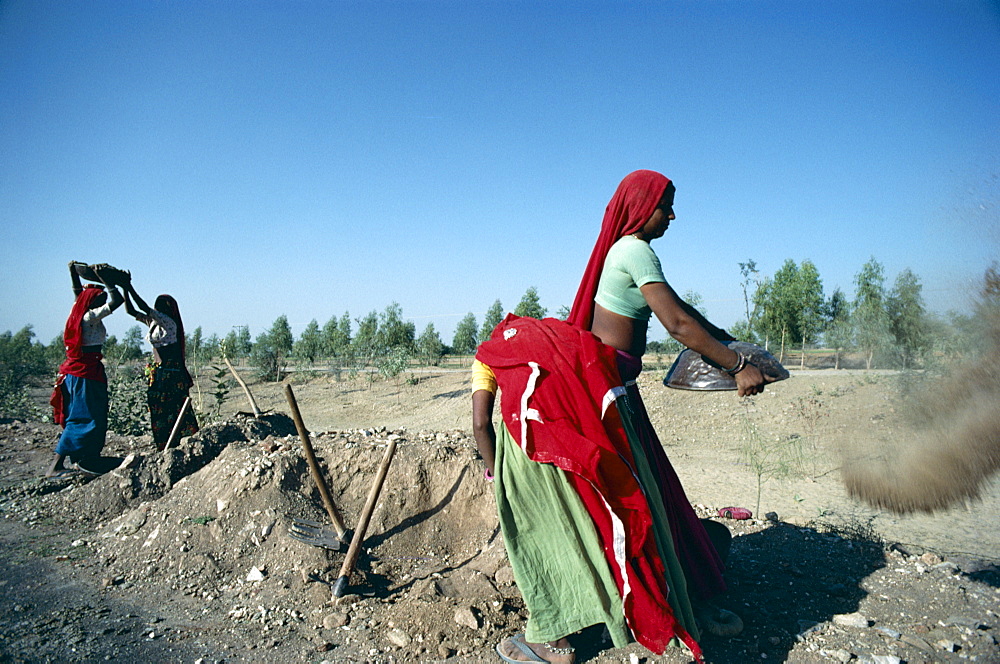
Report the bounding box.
[186,326,204,366]
[739,259,761,327]
[886,268,929,369]
[323,312,352,358]
[352,311,381,364]
[250,315,294,381]
[852,257,894,370]
[295,319,323,365]
[452,313,479,354]
[377,345,411,390]
[796,260,825,369]
[823,288,853,369]
[514,287,547,319]
[555,304,571,320]
[223,330,240,360]
[753,265,795,359]
[480,299,504,341]
[417,323,444,366]
[377,302,415,351]
[105,325,145,365]
[202,333,220,361]
[0,326,52,419]
[270,315,294,356]
[224,326,252,360]
[753,259,824,364]
[46,333,65,367]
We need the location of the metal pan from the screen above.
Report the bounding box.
[663,340,789,391]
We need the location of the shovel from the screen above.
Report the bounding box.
[332,437,397,598]
[288,518,346,550]
[284,384,348,551]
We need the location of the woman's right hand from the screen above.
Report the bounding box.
[734,363,771,397]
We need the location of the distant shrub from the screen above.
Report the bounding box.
[108,362,149,436]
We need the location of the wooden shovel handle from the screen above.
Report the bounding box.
[161,396,192,452]
[284,384,347,538]
[333,438,397,597]
[224,355,261,418]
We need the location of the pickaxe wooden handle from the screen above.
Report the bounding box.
[161,396,192,452]
[224,354,261,418]
[332,437,397,598]
[284,384,347,539]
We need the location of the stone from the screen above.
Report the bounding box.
[918,551,943,565]
[246,566,265,582]
[899,634,932,651]
[454,606,480,630]
[322,613,349,629]
[387,628,411,647]
[833,612,870,629]
[867,656,902,664]
[335,593,361,606]
[494,565,516,587]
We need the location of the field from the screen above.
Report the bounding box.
[1,366,998,663]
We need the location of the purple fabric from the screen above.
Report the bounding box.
[615,350,727,601]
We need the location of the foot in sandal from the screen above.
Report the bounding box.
[495,633,575,663]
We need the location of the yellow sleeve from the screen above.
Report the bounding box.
[471,359,497,394]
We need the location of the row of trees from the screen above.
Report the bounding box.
[727,257,934,370]
[0,259,985,415]
[225,256,954,378]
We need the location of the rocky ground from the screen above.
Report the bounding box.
[1,367,998,663]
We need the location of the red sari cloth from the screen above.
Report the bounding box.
[476,314,701,659]
[567,170,671,331]
[51,286,108,425]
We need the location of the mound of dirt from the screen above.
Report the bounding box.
[88,426,521,661]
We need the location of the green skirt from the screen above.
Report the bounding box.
[494,422,629,646]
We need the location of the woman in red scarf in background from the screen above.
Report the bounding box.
[48,263,123,477]
[123,283,199,451]
[475,171,772,663]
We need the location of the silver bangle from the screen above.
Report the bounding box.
[725,352,748,376]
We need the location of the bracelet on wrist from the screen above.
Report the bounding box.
[725,351,748,376]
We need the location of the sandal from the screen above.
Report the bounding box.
[45,468,80,480]
[495,633,575,663]
[717,506,752,520]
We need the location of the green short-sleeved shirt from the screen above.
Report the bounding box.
[595,236,666,320]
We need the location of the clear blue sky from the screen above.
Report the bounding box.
[2,1,998,348]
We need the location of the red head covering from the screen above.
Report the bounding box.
[51,285,108,424]
[63,285,105,355]
[567,170,672,331]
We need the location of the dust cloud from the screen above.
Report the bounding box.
[841,266,1000,514]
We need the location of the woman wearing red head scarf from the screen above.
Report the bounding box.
[47,263,124,477]
[476,171,772,663]
[123,283,199,450]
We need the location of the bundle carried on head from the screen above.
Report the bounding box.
[71,261,131,288]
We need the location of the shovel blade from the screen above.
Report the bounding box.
[288,518,344,551]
